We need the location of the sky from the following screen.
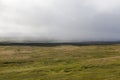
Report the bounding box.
[0,0,120,42]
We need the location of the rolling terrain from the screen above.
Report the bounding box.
[0,44,120,80]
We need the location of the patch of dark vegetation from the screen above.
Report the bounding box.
[2,61,26,65]
[81,63,120,70]
[64,68,73,73]
[0,60,34,66]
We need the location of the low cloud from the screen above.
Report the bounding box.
[0,0,120,42]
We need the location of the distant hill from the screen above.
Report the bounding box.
[0,41,120,46]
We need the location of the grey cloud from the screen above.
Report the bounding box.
[0,0,120,42]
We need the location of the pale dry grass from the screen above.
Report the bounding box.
[86,56,120,65]
[54,45,79,50]
[0,50,15,56]
[0,56,31,61]
[0,47,31,62]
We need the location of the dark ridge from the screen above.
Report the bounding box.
[0,41,120,46]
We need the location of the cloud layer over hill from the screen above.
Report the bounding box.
[0,0,120,42]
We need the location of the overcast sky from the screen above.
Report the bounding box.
[0,0,120,42]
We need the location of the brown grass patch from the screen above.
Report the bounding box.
[54,45,80,51]
[86,56,120,65]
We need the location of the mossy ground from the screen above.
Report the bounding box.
[0,45,120,80]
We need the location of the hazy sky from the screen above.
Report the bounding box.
[0,0,120,42]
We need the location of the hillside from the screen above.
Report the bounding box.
[0,45,120,80]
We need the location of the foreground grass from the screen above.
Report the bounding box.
[0,45,120,80]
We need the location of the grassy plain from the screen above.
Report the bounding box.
[0,44,120,80]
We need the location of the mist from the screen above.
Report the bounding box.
[0,0,120,42]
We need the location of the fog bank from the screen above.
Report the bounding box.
[0,0,120,42]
